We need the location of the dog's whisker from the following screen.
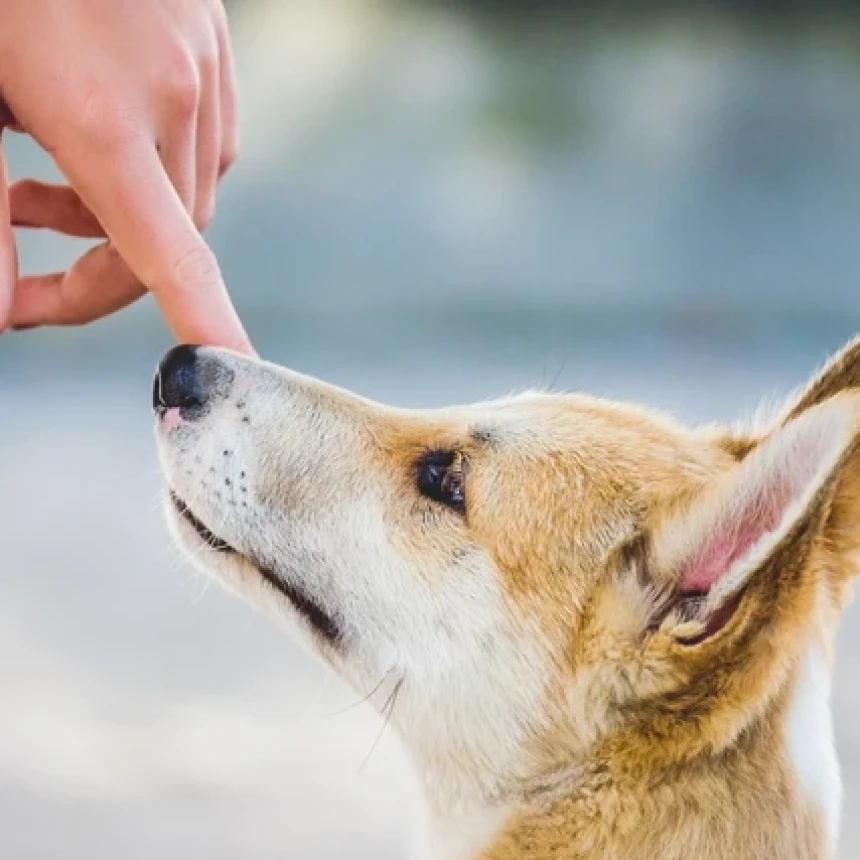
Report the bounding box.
[326,664,396,719]
[189,574,214,604]
[358,672,405,775]
[548,356,569,392]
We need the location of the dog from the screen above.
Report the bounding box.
[153,336,860,860]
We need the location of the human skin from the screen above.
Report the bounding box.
[0,0,252,353]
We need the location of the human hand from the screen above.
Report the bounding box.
[0,0,251,352]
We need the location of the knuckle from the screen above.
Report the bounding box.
[166,243,220,293]
[161,53,200,116]
[76,82,104,130]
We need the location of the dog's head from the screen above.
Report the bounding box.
[154,340,860,808]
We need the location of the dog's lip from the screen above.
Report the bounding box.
[170,490,235,553]
[168,490,342,645]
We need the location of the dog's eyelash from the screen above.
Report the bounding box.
[416,449,467,515]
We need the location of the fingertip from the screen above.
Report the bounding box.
[170,316,255,357]
[10,274,64,328]
[220,325,256,357]
[231,336,257,358]
[9,180,105,237]
[9,179,46,222]
[153,273,255,356]
[11,249,145,328]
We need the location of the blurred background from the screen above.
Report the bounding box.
[2,0,860,856]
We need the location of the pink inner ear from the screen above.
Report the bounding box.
[679,429,828,594]
[680,498,780,593]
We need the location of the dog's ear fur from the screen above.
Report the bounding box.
[636,337,860,654]
[716,336,860,586]
[781,335,860,423]
[650,396,858,646]
[612,392,860,751]
[588,341,860,756]
[720,336,860,459]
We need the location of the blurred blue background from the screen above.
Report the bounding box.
[2,0,860,856]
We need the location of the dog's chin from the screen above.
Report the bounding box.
[166,491,343,646]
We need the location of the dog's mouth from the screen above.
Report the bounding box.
[169,491,342,645]
[171,491,235,552]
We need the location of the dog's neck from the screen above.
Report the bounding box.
[412,642,839,860]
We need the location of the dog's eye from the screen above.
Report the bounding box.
[416,450,466,514]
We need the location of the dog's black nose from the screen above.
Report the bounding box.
[153,344,204,412]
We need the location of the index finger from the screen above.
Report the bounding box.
[53,133,252,353]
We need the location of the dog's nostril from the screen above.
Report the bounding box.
[154,344,206,414]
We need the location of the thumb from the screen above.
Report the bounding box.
[0,138,17,332]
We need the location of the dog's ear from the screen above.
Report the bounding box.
[607,343,860,747]
[782,335,860,423]
[649,395,859,646]
[720,336,860,459]
[716,336,860,583]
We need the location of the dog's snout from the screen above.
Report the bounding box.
[153,344,206,413]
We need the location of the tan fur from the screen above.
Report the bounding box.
[155,337,860,860]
